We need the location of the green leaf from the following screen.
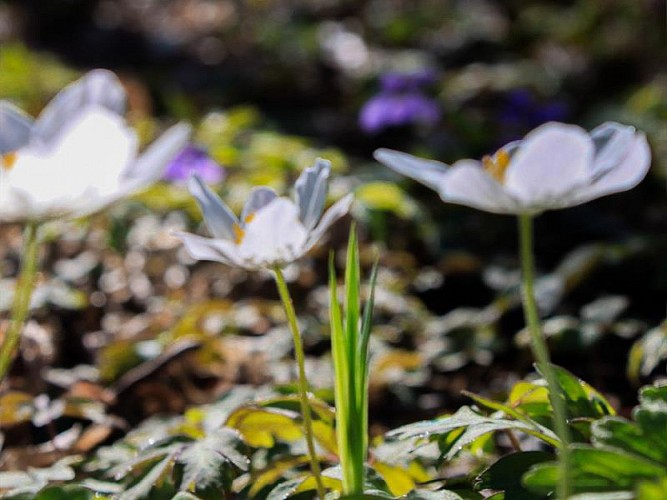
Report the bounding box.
[265,475,341,500]
[178,428,248,493]
[226,405,304,447]
[0,458,78,497]
[638,384,667,408]
[569,493,634,499]
[636,477,667,499]
[523,445,667,495]
[476,451,553,499]
[627,323,667,382]
[389,406,558,461]
[330,227,379,495]
[592,383,667,466]
[171,493,203,500]
[248,455,312,497]
[462,391,559,446]
[119,455,174,500]
[403,491,466,499]
[592,417,667,465]
[535,364,615,420]
[34,486,95,500]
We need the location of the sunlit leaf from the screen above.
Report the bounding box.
[178,428,248,493]
[226,406,303,447]
[0,391,34,426]
[248,456,311,497]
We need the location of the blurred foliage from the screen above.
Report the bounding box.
[1,0,666,497]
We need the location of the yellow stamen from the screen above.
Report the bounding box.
[1,152,18,171]
[483,148,510,183]
[233,212,256,244]
[233,223,245,244]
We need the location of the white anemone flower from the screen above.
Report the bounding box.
[176,159,354,270]
[0,70,191,222]
[374,121,651,215]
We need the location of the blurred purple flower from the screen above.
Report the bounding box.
[499,89,569,141]
[359,71,441,134]
[163,145,225,184]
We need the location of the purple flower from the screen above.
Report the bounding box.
[163,145,225,184]
[359,71,441,134]
[498,89,569,141]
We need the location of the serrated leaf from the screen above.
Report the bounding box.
[0,470,40,490]
[592,417,667,465]
[119,455,174,500]
[591,383,667,466]
[110,443,182,480]
[178,428,248,493]
[265,477,307,500]
[522,445,667,495]
[388,406,558,461]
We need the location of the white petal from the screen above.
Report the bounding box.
[237,198,308,268]
[295,158,330,230]
[174,232,240,265]
[34,70,126,143]
[4,108,137,220]
[573,132,651,203]
[504,123,594,207]
[241,186,278,223]
[188,173,239,240]
[374,148,448,192]
[305,193,354,250]
[440,160,521,214]
[122,123,191,190]
[0,101,33,154]
[590,122,636,176]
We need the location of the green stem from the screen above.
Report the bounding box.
[0,222,40,382]
[518,214,572,499]
[273,267,326,500]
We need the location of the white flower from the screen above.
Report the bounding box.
[374,122,651,215]
[175,159,354,270]
[0,70,191,222]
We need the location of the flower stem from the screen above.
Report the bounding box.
[518,214,572,499]
[273,267,326,500]
[0,222,40,382]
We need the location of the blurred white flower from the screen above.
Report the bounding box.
[0,70,190,222]
[176,159,353,270]
[375,121,651,215]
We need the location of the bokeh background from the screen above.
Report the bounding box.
[1,0,666,463]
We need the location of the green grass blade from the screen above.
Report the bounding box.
[358,257,379,381]
[328,252,353,493]
[356,257,378,475]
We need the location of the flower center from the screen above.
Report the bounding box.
[482,149,510,183]
[233,212,256,244]
[1,152,18,171]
